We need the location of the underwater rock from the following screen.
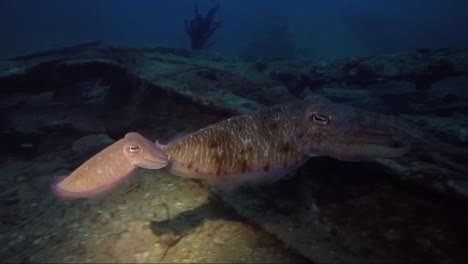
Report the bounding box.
[1,42,468,263]
[23,92,54,107]
[270,68,299,94]
[217,156,468,264]
[5,40,102,61]
[281,48,468,95]
[196,69,218,80]
[253,61,268,72]
[3,45,468,116]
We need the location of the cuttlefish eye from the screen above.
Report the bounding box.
[128,145,141,153]
[309,112,330,125]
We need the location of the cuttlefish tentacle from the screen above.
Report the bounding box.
[54,95,447,198]
[52,132,168,199]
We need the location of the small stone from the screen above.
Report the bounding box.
[92,211,111,225]
[213,237,225,245]
[134,251,150,263]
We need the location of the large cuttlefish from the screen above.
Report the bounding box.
[52,95,433,198]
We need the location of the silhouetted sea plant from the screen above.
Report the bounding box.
[184,3,221,50]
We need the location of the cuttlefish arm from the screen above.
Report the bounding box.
[52,132,168,199]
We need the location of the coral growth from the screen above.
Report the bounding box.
[184,3,221,50]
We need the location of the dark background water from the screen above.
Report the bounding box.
[1,0,468,59]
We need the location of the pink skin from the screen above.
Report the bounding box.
[52,132,168,199]
[51,173,134,199]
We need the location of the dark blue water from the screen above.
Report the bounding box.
[1,0,468,58]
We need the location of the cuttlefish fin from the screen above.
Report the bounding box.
[52,132,169,199]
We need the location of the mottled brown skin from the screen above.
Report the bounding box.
[163,95,412,183]
[165,101,312,180]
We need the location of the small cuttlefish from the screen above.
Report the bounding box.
[52,95,421,199]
